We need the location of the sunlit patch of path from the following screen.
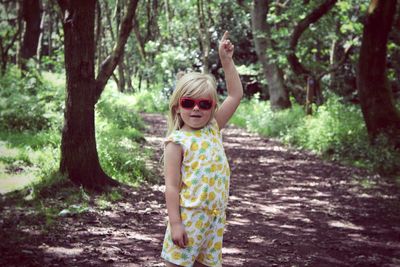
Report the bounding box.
[1,113,398,266]
[142,114,400,266]
[221,127,400,267]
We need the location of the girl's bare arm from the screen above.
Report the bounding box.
[215,31,243,129]
[164,142,188,248]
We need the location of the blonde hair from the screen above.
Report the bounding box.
[166,72,218,136]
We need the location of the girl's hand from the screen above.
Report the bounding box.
[219,31,234,61]
[170,222,189,248]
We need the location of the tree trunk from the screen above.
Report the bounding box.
[114,0,126,92]
[164,0,173,42]
[117,54,126,92]
[20,0,42,69]
[94,0,139,102]
[58,0,139,190]
[251,0,291,110]
[0,1,22,75]
[357,0,400,146]
[59,0,118,190]
[197,0,211,73]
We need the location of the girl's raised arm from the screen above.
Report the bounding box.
[215,31,243,129]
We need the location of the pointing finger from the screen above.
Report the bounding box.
[220,31,229,42]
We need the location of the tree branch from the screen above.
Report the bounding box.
[287,0,338,78]
[317,44,353,81]
[94,0,139,103]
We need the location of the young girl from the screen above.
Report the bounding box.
[161,31,243,267]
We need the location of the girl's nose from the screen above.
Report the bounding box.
[193,104,200,111]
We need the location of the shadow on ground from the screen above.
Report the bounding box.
[1,113,399,267]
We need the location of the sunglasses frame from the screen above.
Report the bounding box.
[179,97,214,110]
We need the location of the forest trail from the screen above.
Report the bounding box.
[1,113,400,267]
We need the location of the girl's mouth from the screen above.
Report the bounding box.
[190,114,202,118]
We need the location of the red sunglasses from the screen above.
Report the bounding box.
[179,97,214,110]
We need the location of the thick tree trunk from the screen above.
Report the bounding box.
[59,0,118,190]
[20,0,42,69]
[357,0,400,145]
[58,0,139,190]
[251,0,291,110]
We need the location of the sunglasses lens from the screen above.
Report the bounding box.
[199,100,212,110]
[180,98,195,109]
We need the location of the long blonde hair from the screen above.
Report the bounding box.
[166,72,218,136]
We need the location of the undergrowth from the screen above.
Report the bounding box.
[231,94,400,175]
[0,67,152,200]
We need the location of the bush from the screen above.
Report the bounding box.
[130,90,169,113]
[0,67,64,131]
[1,69,153,193]
[231,95,400,175]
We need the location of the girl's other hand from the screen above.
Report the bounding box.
[219,31,234,61]
[170,222,189,248]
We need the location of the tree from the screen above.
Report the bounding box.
[58,0,139,190]
[251,0,291,110]
[0,1,22,74]
[287,0,354,114]
[19,0,42,70]
[357,0,400,146]
[197,0,211,73]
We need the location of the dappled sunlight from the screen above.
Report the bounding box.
[0,173,38,194]
[221,124,400,266]
[327,220,364,231]
[42,246,84,257]
[228,216,252,226]
[2,115,399,266]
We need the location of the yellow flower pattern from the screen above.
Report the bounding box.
[161,121,230,267]
[162,208,226,267]
[165,120,230,211]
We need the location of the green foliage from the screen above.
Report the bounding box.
[0,69,153,195]
[0,67,64,132]
[97,89,145,131]
[131,89,169,113]
[231,95,400,175]
[231,94,304,138]
[96,88,151,186]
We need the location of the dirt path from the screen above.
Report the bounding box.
[1,113,400,267]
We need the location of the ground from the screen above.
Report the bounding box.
[1,113,400,267]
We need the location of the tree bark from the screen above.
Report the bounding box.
[58,0,139,190]
[20,0,42,69]
[357,0,400,146]
[58,0,118,190]
[251,0,291,110]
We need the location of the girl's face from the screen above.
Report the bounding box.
[176,93,215,131]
